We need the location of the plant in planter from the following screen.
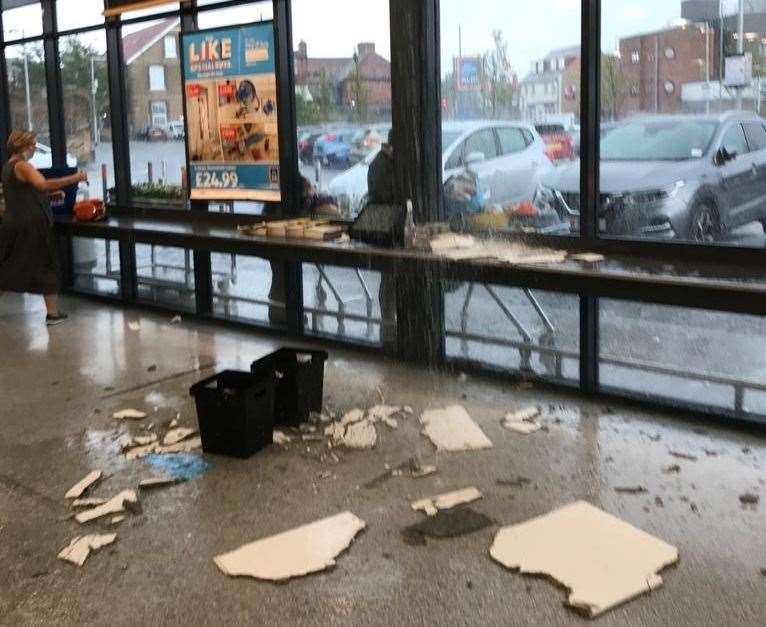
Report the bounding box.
[107,183,188,208]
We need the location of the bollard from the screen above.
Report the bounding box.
[147,161,153,183]
[101,163,108,201]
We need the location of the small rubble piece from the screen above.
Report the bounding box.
[273,431,292,445]
[75,490,138,524]
[127,321,140,331]
[669,451,697,462]
[131,435,158,447]
[65,470,103,499]
[113,409,147,421]
[739,493,760,507]
[162,428,197,446]
[58,534,117,567]
[111,516,125,525]
[570,252,605,264]
[420,406,493,452]
[170,315,182,325]
[662,465,681,474]
[402,508,494,546]
[364,459,437,489]
[411,463,437,479]
[72,498,107,508]
[139,476,180,490]
[214,511,366,582]
[412,487,483,517]
[340,409,365,426]
[490,501,679,618]
[614,486,648,495]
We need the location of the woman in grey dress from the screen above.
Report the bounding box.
[0,130,87,325]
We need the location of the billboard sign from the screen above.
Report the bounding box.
[457,57,481,92]
[181,22,281,202]
[724,53,752,89]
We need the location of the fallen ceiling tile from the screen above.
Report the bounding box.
[72,498,106,508]
[341,420,377,450]
[420,406,493,452]
[412,464,437,479]
[273,431,292,445]
[506,407,541,422]
[132,434,158,447]
[75,490,138,524]
[214,511,366,582]
[125,442,160,461]
[402,508,494,546]
[114,409,148,421]
[380,416,398,429]
[503,420,542,435]
[490,500,679,618]
[162,428,197,446]
[139,476,180,490]
[65,470,103,499]
[111,515,125,525]
[412,487,483,516]
[58,534,117,567]
[340,409,365,426]
[155,437,203,455]
[368,405,402,422]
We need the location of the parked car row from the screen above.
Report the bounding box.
[298,124,391,168]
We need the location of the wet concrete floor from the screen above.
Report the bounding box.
[0,293,764,626]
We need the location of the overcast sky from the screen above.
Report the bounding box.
[0,0,749,71]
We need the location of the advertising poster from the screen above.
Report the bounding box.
[182,22,281,201]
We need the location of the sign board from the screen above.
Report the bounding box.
[457,57,481,92]
[724,53,752,88]
[103,0,191,17]
[181,22,281,202]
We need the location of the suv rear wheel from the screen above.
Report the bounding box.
[688,203,718,243]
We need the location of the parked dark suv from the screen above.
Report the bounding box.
[534,111,766,241]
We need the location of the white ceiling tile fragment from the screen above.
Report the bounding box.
[65,470,103,499]
[58,534,117,567]
[420,406,493,452]
[113,409,147,420]
[341,420,377,450]
[214,512,366,582]
[155,437,202,454]
[72,498,106,508]
[412,487,483,516]
[75,490,138,524]
[162,428,197,446]
[490,501,679,618]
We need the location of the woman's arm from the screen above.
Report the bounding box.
[13,160,87,192]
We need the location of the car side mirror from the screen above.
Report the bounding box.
[716,146,737,166]
[465,151,486,166]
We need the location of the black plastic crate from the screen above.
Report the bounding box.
[189,370,275,459]
[251,348,328,427]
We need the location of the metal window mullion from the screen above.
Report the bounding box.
[43,0,67,166]
[0,9,10,164]
[579,0,601,393]
[105,17,132,207]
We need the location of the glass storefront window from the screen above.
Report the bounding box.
[599,0,766,246]
[292,0,392,220]
[136,244,195,310]
[4,41,49,144]
[440,0,581,235]
[197,1,272,29]
[72,237,121,296]
[56,0,105,32]
[211,253,282,326]
[445,284,580,382]
[2,1,43,41]
[60,30,113,200]
[123,17,186,206]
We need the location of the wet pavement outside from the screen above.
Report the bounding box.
[0,293,764,626]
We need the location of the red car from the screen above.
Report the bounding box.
[535,124,574,162]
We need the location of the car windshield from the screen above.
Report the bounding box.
[601,119,717,161]
[536,124,565,134]
[442,130,461,150]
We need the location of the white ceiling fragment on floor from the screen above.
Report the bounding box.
[214,511,366,582]
[420,406,493,452]
[490,501,679,618]
[411,487,483,516]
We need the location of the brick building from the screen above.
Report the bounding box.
[519,45,580,122]
[618,23,719,117]
[294,41,391,118]
[122,17,184,138]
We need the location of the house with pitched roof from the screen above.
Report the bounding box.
[294,40,391,118]
[122,17,183,138]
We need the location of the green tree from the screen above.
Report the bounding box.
[479,30,516,118]
[601,54,627,121]
[59,38,109,142]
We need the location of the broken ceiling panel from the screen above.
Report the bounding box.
[341,420,377,450]
[490,501,679,618]
[75,490,138,524]
[420,406,493,452]
[162,428,197,446]
[58,534,117,567]
[113,409,148,420]
[214,511,366,582]
[412,487,483,516]
[65,470,103,499]
[155,437,203,454]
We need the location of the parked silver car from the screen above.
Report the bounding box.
[535,111,766,241]
[329,120,553,218]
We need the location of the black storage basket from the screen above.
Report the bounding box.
[251,348,328,427]
[190,370,275,458]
